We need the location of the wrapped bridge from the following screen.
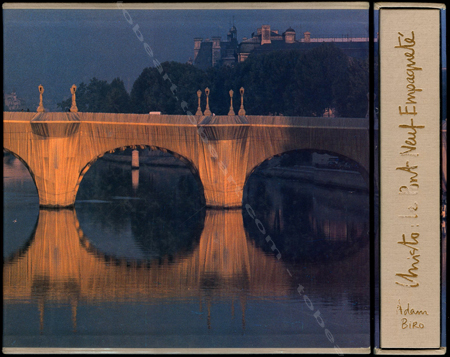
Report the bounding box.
[3,112,369,208]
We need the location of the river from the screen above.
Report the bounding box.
[3,150,370,350]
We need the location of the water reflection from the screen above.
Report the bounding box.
[244,174,369,262]
[4,152,370,347]
[4,208,291,332]
[243,163,370,313]
[3,152,39,257]
[76,149,204,206]
[75,152,205,260]
[4,193,369,333]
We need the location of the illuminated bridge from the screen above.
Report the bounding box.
[3,111,369,208]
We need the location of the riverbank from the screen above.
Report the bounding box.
[256,165,368,192]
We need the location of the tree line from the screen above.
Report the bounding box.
[58,43,369,118]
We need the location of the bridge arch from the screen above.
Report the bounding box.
[242,148,370,263]
[244,148,370,197]
[3,148,39,195]
[74,144,206,206]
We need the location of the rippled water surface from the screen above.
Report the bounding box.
[3,151,370,349]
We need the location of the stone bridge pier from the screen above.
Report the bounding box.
[197,115,249,208]
[4,112,84,207]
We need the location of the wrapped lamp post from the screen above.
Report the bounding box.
[238,87,246,116]
[37,85,45,112]
[228,90,235,115]
[70,85,78,113]
[196,90,203,116]
[204,87,212,116]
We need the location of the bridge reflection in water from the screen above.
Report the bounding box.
[3,152,370,346]
[3,208,293,331]
[4,208,369,334]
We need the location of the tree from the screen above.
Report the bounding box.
[57,77,131,113]
[59,45,368,117]
[332,56,369,117]
[130,62,208,114]
[206,64,236,115]
[105,78,132,113]
[289,44,349,116]
[212,43,368,117]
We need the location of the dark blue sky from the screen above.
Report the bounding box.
[3,9,369,110]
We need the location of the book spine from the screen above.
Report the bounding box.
[379,6,441,350]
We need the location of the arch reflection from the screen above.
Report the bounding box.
[243,170,370,312]
[3,152,39,258]
[4,208,290,331]
[243,151,370,263]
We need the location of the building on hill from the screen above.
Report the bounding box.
[193,24,370,70]
[194,25,239,70]
[3,90,26,111]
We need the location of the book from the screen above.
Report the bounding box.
[376,2,446,354]
[2,1,446,355]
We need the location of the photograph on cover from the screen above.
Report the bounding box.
[3,3,370,352]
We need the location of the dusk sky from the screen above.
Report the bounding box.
[3,8,370,110]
